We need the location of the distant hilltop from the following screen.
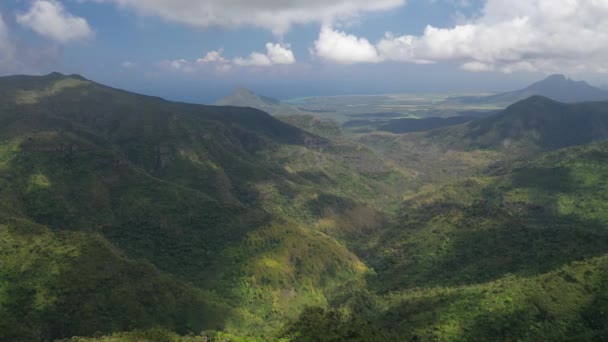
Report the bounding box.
[446,74,608,106]
[215,86,302,116]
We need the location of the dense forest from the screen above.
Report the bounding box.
[2,73,608,341]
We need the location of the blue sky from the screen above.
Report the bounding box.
[1,0,607,103]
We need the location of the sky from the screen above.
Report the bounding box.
[1,0,608,103]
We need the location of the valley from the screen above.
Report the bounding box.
[2,72,608,341]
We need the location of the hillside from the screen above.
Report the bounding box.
[215,87,302,116]
[357,96,608,183]
[342,140,608,340]
[0,73,413,340]
[447,74,608,106]
[4,73,608,341]
[275,114,343,141]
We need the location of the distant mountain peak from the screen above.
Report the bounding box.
[527,74,575,88]
[223,86,277,104]
[215,86,300,116]
[231,86,256,96]
[544,74,567,81]
[448,74,608,106]
[524,74,600,95]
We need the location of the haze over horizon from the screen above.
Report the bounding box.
[1,0,608,103]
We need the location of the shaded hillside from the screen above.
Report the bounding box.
[0,73,413,340]
[448,74,608,106]
[462,96,608,152]
[357,96,608,183]
[215,87,302,116]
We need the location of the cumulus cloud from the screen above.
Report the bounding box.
[233,53,273,67]
[197,49,228,64]
[0,11,62,74]
[160,43,296,73]
[314,0,608,73]
[234,43,296,67]
[313,26,381,64]
[86,0,405,34]
[17,0,93,44]
[158,58,193,72]
[265,43,296,65]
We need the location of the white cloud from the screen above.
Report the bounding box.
[0,11,61,74]
[234,43,296,67]
[86,0,405,34]
[315,0,608,73]
[17,0,93,44]
[196,49,233,72]
[313,26,381,64]
[197,49,228,64]
[265,43,296,65]
[233,52,273,67]
[160,43,295,73]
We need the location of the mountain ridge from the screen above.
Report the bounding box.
[0,72,413,340]
[4,73,608,341]
[447,74,608,106]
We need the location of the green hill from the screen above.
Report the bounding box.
[4,73,608,341]
[0,73,413,340]
[357,96,608,183]
[447,74,608,106]
[303,140,608,341]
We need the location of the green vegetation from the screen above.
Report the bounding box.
[276,115,343,141]
[0,73,410,340]
[3,73,608,341]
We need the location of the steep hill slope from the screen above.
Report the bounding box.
[291,140,608,341]
[448,74,608,106]
[0,73,413,340]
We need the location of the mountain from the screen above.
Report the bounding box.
[5,73,608,341]
[0,73,414,341]
[359,96,608,180]
[447,74,608,106]
[462,96,608,151]
[215,86,302,116]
